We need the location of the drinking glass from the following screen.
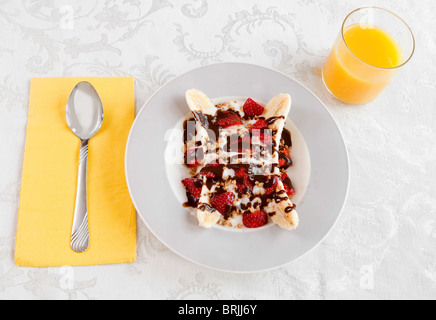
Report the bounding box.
[322,7,415,104]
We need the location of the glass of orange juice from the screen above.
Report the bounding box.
[322,7,415,105]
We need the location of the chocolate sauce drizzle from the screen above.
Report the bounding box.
[182,104,296,220]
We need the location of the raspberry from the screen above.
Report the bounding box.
[243,98,265,116]
[210,192,234,215]
[243,211,268,228]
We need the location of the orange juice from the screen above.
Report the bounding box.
[323,23,403,104]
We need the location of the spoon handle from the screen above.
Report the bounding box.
[71,139,90,253]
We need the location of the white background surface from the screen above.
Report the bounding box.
[0,0,435,300]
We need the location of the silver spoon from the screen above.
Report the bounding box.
[66,82,104,253]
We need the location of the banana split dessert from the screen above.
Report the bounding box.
[181,89,299,230]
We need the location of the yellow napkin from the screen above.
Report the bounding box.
[15,77,137,267]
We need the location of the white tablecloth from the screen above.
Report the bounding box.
[0,0,435,300]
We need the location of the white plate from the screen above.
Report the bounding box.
[125,63,349,273]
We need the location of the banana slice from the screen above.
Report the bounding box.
[185,89,221,227]
[197,210,221,229]
[264,93,291,119]
[269,196,299,231]
[196,178,221,228]
[265,94,291,152]
[185,89,215,167]
[268,173,299,230]
[264,95,299,230]
[186,89,214,113]
[257,94,298,230]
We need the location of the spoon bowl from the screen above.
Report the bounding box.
[66,82,104,141]
[66,81,104,253]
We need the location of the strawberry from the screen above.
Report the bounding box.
[244,177,254,192]
[264,176,278,195]
[181,178,203,199]
[237,177,253,195]
[238,137,253,153]
[260,132,273,145]
[243,210,268,228]
[283,183,295,196]
[237,183,247,194]
[281,172,295,196]
[251,119,268,131]
[216,110,243,128]
[235,167,248,177]
[185,148,203,167]
[278,148,291,167]
[234,167,253,194]
[200,171,215,178]
[210,192,234,215]
[229,135,252,153]
[251,128,273,146]
[243,98,264,116]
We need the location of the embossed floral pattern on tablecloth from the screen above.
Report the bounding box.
[0,0,435,300]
